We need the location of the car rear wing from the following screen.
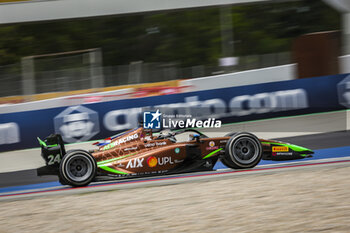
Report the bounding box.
[37,134,66,176]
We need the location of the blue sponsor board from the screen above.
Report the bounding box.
[0,74,349,152]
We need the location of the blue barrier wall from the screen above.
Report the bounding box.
[0,73,349,152]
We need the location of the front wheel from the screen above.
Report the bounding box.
[222,132,262,169]
[59,150,96,187]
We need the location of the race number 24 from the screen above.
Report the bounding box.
[48,154,61,165]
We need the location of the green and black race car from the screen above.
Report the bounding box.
[37,127,314,187]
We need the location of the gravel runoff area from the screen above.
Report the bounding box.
[0,165,349,233]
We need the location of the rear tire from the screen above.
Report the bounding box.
[220,158,233,168]
[59,150,96,187]
[58,177,68,186]
[222,132,262,169]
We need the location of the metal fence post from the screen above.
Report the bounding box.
[129,61,143,84]
[89,48,104,89]
[343,13,350,54]
[21,56,35,100]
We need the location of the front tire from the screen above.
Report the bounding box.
[59,150,96,187]
[222,132,262,169]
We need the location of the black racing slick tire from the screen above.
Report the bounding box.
[223,132,262,169]
[59,150,97,187]
[220,158,233,169]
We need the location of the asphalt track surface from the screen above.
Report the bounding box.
[0,130,349,189]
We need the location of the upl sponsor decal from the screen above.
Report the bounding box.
[147,156,174,167]
[147,156,157,167]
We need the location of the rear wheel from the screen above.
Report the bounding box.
[220,158,233,168]
[59,150,96,187]
[58,177,68,186]
[222,132,262,169]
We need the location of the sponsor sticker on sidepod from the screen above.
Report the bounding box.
[272,146,289,152]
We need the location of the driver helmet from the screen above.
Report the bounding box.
[189,133,200,141]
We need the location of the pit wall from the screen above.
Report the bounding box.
[181,64,295,92]
[1,73,349,152]
[183,55,350,92]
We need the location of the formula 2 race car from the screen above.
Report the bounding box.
[37,127,314,187]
